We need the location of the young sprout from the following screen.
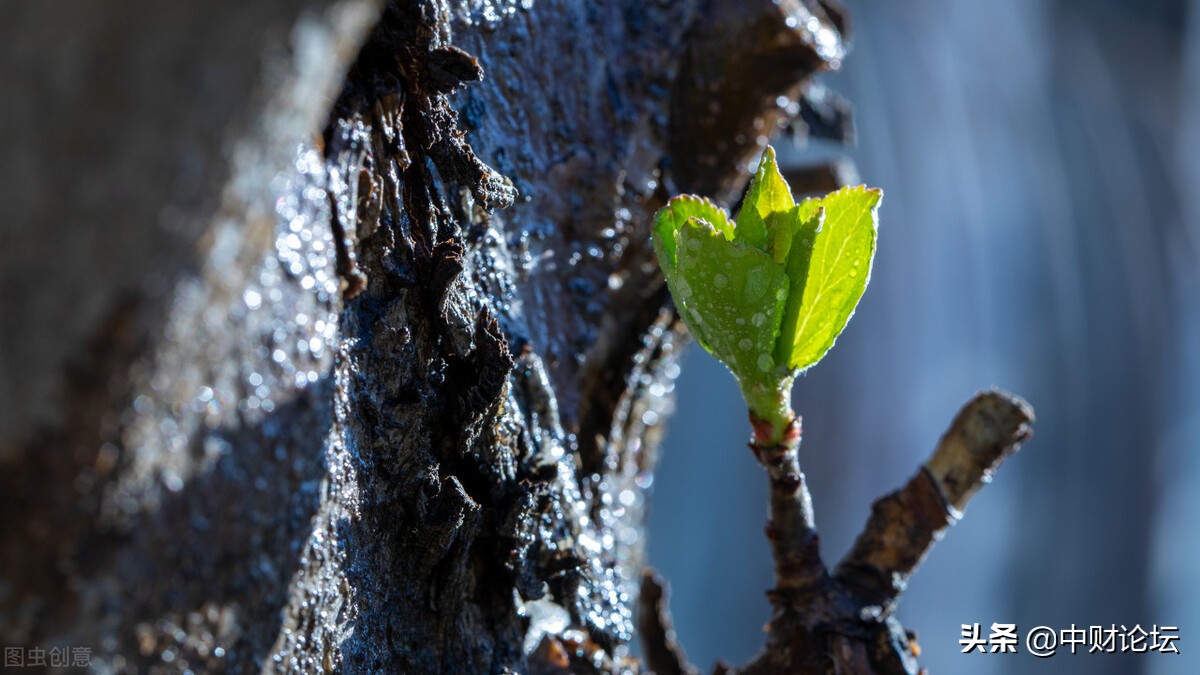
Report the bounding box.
[652,146,882,443]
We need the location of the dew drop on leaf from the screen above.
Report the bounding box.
[744,267,772,301]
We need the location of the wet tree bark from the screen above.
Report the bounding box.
[0,0,844,672]
[1,0,989,673]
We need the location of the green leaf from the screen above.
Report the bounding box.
[735,146,794,251]
[772,204,824,363]
[767,198,822,265]
[673,217,789,384]
[781,185,882,371]
[653,195,733,269]
[649,145,883,440]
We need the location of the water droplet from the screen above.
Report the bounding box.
[738,338,753,351]
[751,313,767,327]
[713,274,729,288]
[745,267,770,300]
[757,354,774,372]
[686,238,702,252]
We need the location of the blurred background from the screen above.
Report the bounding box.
[647,1,1200,673]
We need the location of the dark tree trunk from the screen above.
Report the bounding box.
[1,0,849,672]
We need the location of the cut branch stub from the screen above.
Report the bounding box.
[835,389,1035,614]
[925,390,1036,515]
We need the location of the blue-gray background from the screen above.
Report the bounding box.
[646,1,1200,673]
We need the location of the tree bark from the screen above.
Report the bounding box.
[1,0,850,672]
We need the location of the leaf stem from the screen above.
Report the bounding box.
[740,376,795,446]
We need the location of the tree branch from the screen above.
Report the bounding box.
[638,569,698,675]
[835,389,1035,613]
[728,389,1034,674]
[749,415,828,597]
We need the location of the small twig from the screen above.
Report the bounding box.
[835,389,1035,612]
[749,415,828,598]
[638,569,698,675]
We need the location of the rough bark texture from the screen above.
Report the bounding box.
[1,0,850,672]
